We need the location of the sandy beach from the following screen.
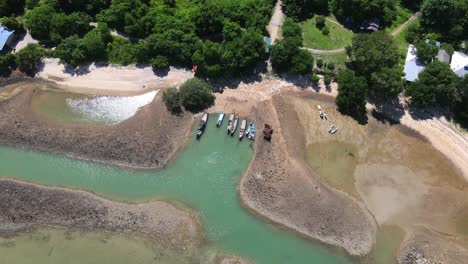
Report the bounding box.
[36,58,194,95]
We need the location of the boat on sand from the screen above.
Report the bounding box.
[197,112,208,139]
[239,119,247,140]
[217,113,225,127]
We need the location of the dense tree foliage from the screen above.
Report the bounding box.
[0,0,25,17]
[347,32,399,78]
[420,0,467,43]
[281,0,328,19]
[330,0,398,26]
[370,67,404,100]
[14,43,44,74]
[162,87,182,114]
[24,4,56,39]
[179,78,215,113]
[0,17,25,33]
[54,35,88,67]
[0,54,16,76]
[453,77,468,125]
[335,69,368,118]
[270,19,313,74]
[406,61,459,107]
[415,40,438,65]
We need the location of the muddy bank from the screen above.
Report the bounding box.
[289,94,468,263]
[235,94,376,256]
[0,179,202,250]
[0,81,193,168]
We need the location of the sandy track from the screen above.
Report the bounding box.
[267,0,285,43]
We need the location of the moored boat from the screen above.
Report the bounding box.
[230,116,239,136]
[217,113,225,127]
[227,113,235,134]
[248,123,255,140]
[239,119,247,140]
[197,112,209,139]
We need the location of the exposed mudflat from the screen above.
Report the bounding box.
[215,93,377,256]
[0,81,193,168]
[0,179,202,251]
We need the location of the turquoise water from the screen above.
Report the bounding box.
[0,123,358,264]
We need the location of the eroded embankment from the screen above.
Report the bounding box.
[0,179,202,251]
[0,82,193,168]
[239,94,377,256]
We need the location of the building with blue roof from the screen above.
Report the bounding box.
[0,26,15,52]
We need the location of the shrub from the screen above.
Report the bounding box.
[151,56,169,71]
[327,63,335,70]
[162,87,182,114]
[315,16,326,29]
[311,74,320,84]
[316,58,324,68]
[321,26,329,35]
[15,43,44,74]
[324,75,332,85]
[179,78,215,113]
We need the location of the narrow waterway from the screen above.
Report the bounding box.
[0,123,361,264]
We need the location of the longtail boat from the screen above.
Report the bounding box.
[230,116,239,136]
[227,113,235,134]
[196,112,208,139]
[216,113,225,127]
[239,119,247,140]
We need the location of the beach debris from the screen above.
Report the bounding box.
[263,124,273,141]
[197,112,209,139]
[217,112,225,127]
[239,119,247,140]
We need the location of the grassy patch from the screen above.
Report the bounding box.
[315,52,348,69]
[385,6,413,34]
[301,16,353,50]
[394,18,419,60]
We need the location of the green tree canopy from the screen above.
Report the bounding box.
[0,0,25,17]
[348,31,399,78]
[330,0,398,26]
[335,69,368,118]
[50,12,92,43]
[406,61,460,107]
[162,87,182,114]
[15,43,45,74]
[420,0,467,42]
[370,67,404,100]
[179,78,215,113]
[25,4,56,39]
[54,35,87,67]
[415,40,438,65]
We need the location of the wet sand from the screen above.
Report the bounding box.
[0,81,194,169]
[0,179,202,251]
[290,95,468,263]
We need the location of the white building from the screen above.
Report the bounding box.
[450,51,468,78]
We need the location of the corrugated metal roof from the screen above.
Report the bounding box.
[451,51,468,78]
[0,26,15,51]
[403,44,427,82]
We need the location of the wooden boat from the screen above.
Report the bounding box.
[196,112,208,139]
[230,116,239,136]
[239,119,247,140]
[216,113,225,127]
[248,123,255,140]
[227,113,235,134]
[245,122,251,136]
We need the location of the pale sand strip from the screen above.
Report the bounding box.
[36,58,194,94]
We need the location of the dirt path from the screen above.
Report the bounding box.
[391,12,420,37]
[267,0,285,43]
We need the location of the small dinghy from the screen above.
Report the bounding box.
[318,105,324,119]
[230,116,239,136]
[217,113,225,127]
[239,119,247,140]
[197,112,209,139]
[328,124,338,134]
[227,112,235,134]
[248,123,255,140]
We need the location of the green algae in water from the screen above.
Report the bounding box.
[0,123,356,264]
[306,141,360,197]
[0,228,204,264]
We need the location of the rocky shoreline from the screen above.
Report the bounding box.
[0,81,194,169]
[0,179,202,251]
